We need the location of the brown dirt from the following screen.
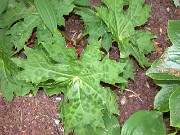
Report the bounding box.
[0,0,180,135]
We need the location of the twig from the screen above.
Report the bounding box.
[125,89,143,102]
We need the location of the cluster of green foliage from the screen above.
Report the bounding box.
[147,20,180,134]
[0,0,178,134]
[173,0,180,7]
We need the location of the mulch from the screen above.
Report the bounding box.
[0,0,180,134]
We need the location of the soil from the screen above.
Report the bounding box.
[0,0,180,135]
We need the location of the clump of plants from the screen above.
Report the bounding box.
[147,20,180,134]
[1,0,178,134]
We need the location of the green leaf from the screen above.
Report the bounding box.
[74,0,91,6]
[167,132,177,135]
[170,87,180,128]
[95,0,154,67]
[154,84,179,112]
[8,14,40,51]
[146,20,180,81]
[168,20,180,46]
[102,32,112,51]
[173,0,180,7]
[0,2,26,28]
[13,33,126,134]
[121,110,166,135]
[54,0,75,26]
[102,113,120,135]
[146,20,180,129]
[34,0,57,33]
[76,8,107,40]
[0,29,13,56]
[84,113,120,135]
[0,51,33,101]
[0,0,8,15]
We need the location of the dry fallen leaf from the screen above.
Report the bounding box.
[153,41,163,54]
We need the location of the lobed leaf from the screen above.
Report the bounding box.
[8,15,40,51]
[0,51,34,101]
[0,2,26,28]
[54,0,75,26]
[95,0,154,67]
[13,32,126,134]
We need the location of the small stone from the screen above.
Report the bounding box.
[120,96,127,105]
[54,119,60,125]
[55,97,62,101]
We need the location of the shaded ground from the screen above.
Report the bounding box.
[0,0,180,134]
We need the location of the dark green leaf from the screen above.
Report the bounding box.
[121,110,166,135]
[154,84,179,112]
[170,87,180,128]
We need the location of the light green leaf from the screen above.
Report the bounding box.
[8,15,40,51]
[121,110,166,135]
[102,32,112,51]
[34,0,57,33]
[102,113,120,135]
[154,84,179,112]
[84,113,120,135]
[0,51,33,101]
[54,0,75,26]
[173,0,180,7]
[0,29,13,56]
[0,2,26,28]
[74,0,91,6]
[41,30,77,63]
[76,8,107,40]
[170,87,180,128]
[0,0,8,15]
[95,0,154,67]
[167,132,177,135]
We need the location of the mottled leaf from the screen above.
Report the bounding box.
[13,32,126,134]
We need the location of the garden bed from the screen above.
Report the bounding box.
[0,0,180,134]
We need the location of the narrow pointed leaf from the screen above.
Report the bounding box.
[34,0,57,33]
